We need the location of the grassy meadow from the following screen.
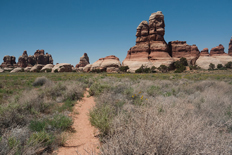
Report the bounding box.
[0,70,232,154]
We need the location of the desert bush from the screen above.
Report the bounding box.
[225,61,232,68]
[158,65,168,73]
[189,65,201,70]
[88,77,232,154]
[135,65,154,73]
[119,66,129,72]
[208,63,215,70]
[32,76,50,86]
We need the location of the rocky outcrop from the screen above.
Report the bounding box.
[209,44,226,56]
[122,11,174,72]
[30,64,44,72]
[168,41,200,65]
[24,67,32,72]
[0,68,4,73]
[1,55,16,68]
[196,45,232,69]
[17,50,53,67]
[41,64,54,72]
[10,67,23,73]
[83,64,92,72]
[91,55,121,72]
[76,53,90,68]
[200,48,209,56]
[228,38,232,56]
[51,63,72,73]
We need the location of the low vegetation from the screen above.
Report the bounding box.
[0,76,86,154]
[89,77,232,154]
[1,72,232,154]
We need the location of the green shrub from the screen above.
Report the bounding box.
[89,104,114,136]
[49,114,73,131]
[89,82,110,96]
[29,120,47,132]
[135,65,153,73]
[209,63,215,70]
[27,130,54,146]
[179,57,188,66]
[119,66,129,72]
[217,64,223,69]
[158,65,168,73]
[225,61,232,69]
[189,65,201,70]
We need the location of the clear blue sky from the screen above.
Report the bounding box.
[0,0,232,66]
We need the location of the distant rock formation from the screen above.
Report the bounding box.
[0,55,17,68]
[90,55,121,72]
[75,53,89,68]
[209,44,226,56]
[122,11,174,72]
[228,37,232,56]
[168,41,200,65]
[196,44,232,69]
[200,48,209,56]
[17,50,53,67]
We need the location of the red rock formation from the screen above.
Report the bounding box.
[17,50,53,67]
[200,48,209,56]
[17,50,28,67]
[75,53,90,68]
[168,41,200,65]
[228,37,232,56]
[123,11,174,72]
[0,55,16,68]
[209,44,226,56]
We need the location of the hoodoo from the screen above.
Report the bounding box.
[122,11,174,72]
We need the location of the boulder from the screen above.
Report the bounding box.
[91,55,121,71]
[83,64,92,72]
[30,64,44,72]
[10,67,23,73]
[75,53,90,68]
[122,11,174,72]
[1,55,16,68]
[41,64,54,72]
[3,67,13,71]
[168,41,200,65]
[228,37,232,56]
[24,67,32,72]
[51,63,72,73]
[0,68,4,73]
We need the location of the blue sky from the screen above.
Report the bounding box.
[0,0,232,66]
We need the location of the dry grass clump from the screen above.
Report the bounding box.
[32,76,51,86]
[0,77,86,154]
[89,77,232,154]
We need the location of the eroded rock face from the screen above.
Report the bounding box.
[228,38,232,56]
[75,53,90,68]
[10,67,23,73]
[1,55,16,68]
[200,48,209,56]
[210,44,226,56]
[17,50,53,67]
[30,64,44,72]
[168,41,200,65]
[91,55,121,72]
[122,11,174,72]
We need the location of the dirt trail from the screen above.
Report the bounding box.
[57,89,100,155]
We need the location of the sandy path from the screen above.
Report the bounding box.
[57,89,100,155]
